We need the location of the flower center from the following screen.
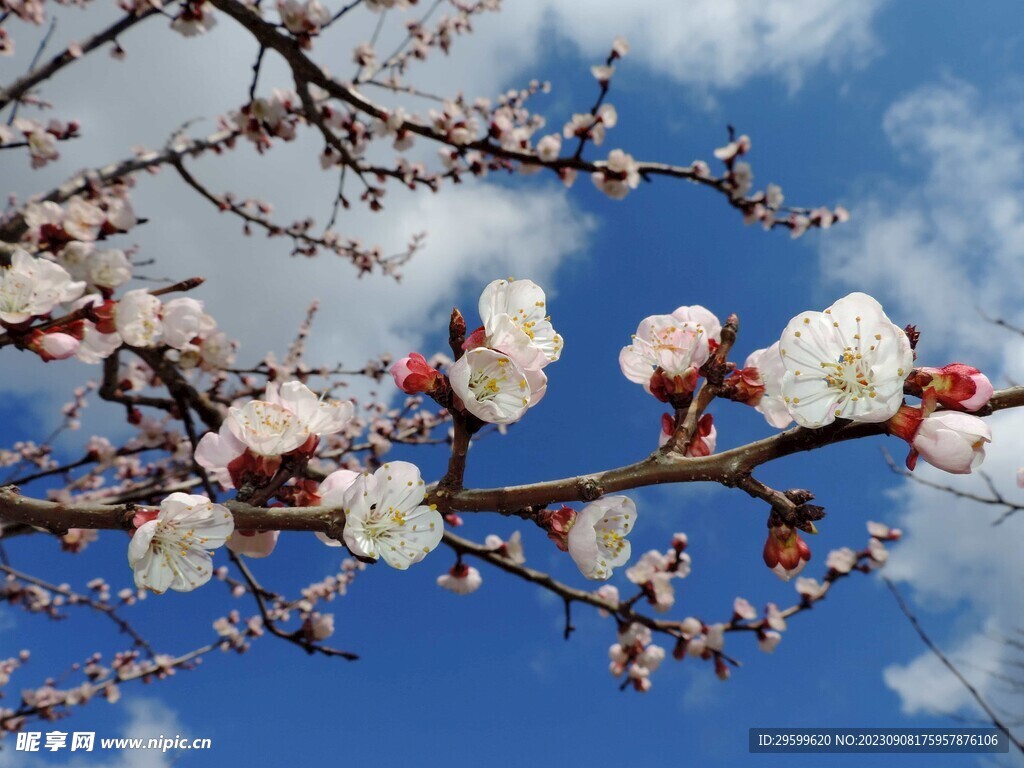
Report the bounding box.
[468,368,506,402]
[821,348,875,400]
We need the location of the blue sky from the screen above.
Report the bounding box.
[2,1,1024,766]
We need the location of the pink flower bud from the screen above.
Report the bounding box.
[227,530,280,558]
[763,524,811,581]
[913,364,994,412]
[389,352,443,395]
[910,411,991,474]
[27,330,80,361]
[132,508,159,529]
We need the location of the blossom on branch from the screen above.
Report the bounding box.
[0,250,84,326]
[591,148,640,199]
[567,495,636,580]
[477,278,563,371]
[437,563,482,594]
[448,347,533,424]
[341,462,444,569]
[620,307,718,402]
[196,382,353,487]
[128,493,234,594]
[779,292,912,428]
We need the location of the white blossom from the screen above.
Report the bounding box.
[0,250,84,325]
[127,493,233,594]
[567,495,636,580]
[115,289,163,347]
[448,348,533,424]
[592,148,640,199]
[619,314,712,392]
[478,278,563,370]
[85,249,131,290]
[779,293,913,427]
[341,462,444,569]
[437,564,482,595]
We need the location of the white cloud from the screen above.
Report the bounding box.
[522,0,886,93]
[820,79,1024,725]
[820,81,1024,367]
[883,622,1013,718]
[0,697,185,768]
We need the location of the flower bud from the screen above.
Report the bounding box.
[227,530,280,558]
[27,330,80,361]
[763,524,811,581]
[389,352,444,395]
[886,404,924,444]
[724,366,765,405]
[537,505,577,552]
[912,364,993,413]
[910,411,991,474]
[648,366,699,404]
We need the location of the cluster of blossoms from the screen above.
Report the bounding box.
[135,381,446,591]
[1,118,78,169]
[624,534,691,611]
[170,1,218,37]
[1,248,235,367]
[229,89,301,152]
[609,623,665,692]
[392,278,562,425]
[277,0,330,46]
[711,134,849,235]
[620,291,994,581]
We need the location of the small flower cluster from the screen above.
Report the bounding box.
[277,0,330,47]
[392,278,562,425]
[624,534,691,612]
[170,1,217,37]
[229,89,301,152]
[609,623,666,692]
[7,118,79,168]
[730,294,994,475]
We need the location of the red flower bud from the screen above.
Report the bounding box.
[649,366,699,404]
[537,505,577,552]
[763,524,811,581]
[724,366,765,405]
[390,352,444,395]
[912,363,993,413]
